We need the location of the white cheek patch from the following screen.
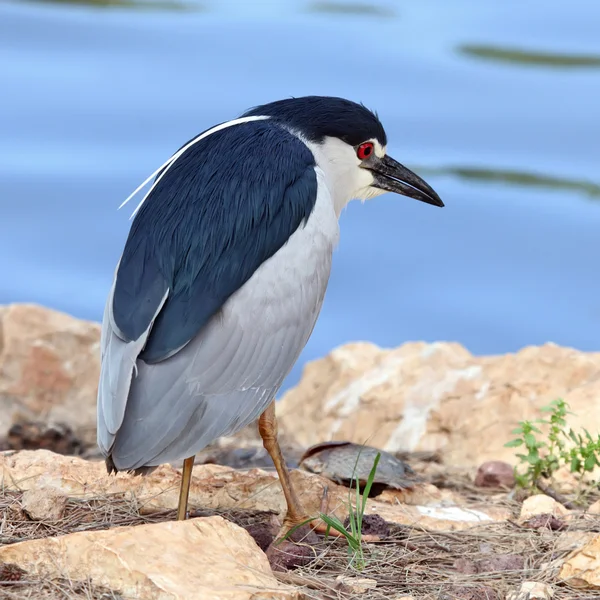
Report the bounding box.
[373,140,386,158]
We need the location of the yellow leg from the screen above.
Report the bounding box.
[177,456,195,520]
[258,401,307,529]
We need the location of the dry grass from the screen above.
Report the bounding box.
[0,578,123,600]
[273,465,600,600]
[1,466,600,600]
[277,516,600,600]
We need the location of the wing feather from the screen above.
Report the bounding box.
[96,275,168,454]
[97,119,338,470]
[109,230,334,469]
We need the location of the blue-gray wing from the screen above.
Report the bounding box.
[97,121,338,469]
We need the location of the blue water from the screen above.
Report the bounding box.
[1,0,599,392]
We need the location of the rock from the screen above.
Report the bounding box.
[522,513,566,531]
[21,487,68,521]
[477,554,524,573]
[277,341,600,468]
[519,495,570,521]
[0,516,300,599]
[454,555,524,575]
[0,420,84,455]
[0,304,101,449]
[454,558,478,574]
[267,535,320,572]
[474,461,515,488]
[335,575,377,593]
[507,582,554,600]
[588,499,600,515]
[243,515,280,552]
[553,531,597,555]
[1,449,509,532]
[372,502,511,531]
[373,482,445,506]
[559,533,600,588]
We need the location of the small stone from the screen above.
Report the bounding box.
[507,581,554,599]
[266,540,317,572]
[454,557,478,574]
[474,461,515,488]
[520,494,569,521]
[477,554,524,573]
[265,525,320,572]
[335,575,377,593]
[587,499,600,515]
[21,487,67,521]
[523,513,566,531]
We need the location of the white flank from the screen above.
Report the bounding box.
[119,115,270,220]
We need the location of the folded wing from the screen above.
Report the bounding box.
[97,120,336,470]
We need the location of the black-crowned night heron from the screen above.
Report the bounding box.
[97,95,443,539]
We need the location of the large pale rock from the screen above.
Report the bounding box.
[0,449,509,531]
[519,495,570,521]
[507,582,554,600]
[278,341,600,467]
[559,533,600,588]
[21,486,68,521]
[0,516,299,599]
[0,304,101,446]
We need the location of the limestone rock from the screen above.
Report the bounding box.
[21,486,68,521]
[559,533,600,588]
[277,341,600,468]
[507,582,554,600]
[588,499,600,515]
[474,461,515,488]
[1,449,509,532]
[0,516,299,599]
[552,531,596,556]
[0,304,101,448]
[335,575,377,593]
[519,495,569,521]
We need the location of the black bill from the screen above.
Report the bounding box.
[369,154,444,207]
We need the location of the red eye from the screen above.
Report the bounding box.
[357,142,374,160]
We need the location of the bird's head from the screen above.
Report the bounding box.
[243,96,443,213]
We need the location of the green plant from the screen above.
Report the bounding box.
[280,448,381,570]
[318,451,381,570]
[505,398,600,495]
